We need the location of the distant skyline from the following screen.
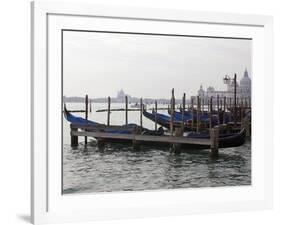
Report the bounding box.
[63,31,252,99]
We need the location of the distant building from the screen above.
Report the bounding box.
[116,89,132,102]
[191,69,251,105]
[116,89,125,100]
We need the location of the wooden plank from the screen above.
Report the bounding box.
[64,110,86,113]
[96,107,174,112]
[70,123,134,131]
[71,130,211,145]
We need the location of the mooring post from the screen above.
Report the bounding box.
[245,97,248,108]
[85,94,88,145]
[125,95,128,125]
[223,96,226,124]
[234,73,237,126]
[172,127,183,154]
[197,96,200,133]
[154,100,158,131]
[242,118,251,138]
[170,88,175,136]
[89,99,92,113]
[191,98,194,130]
[209,97,213,130]
[132,126,142,150]
[210,126,219,157]
[181,93,186,132]
[240,98,244,122]
[217,95,220,125]
[107,96,111,126]
[70,124,78,147]
[140,98,143,129]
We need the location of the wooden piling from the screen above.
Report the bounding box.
[234,73,237,126]
[140,98,143,129]
[172,127,183,154]
[85,94,88,145]
[191,98,194,129]
[245,97,248,108]
[132,126,142,150]
[154,100,158,131]
[217,95,220,125]
[197,96,200,132]
[209,97,213,129]
[170,89,175,136]
[242,119,251,138]
[107,96,111,126]
[125,95,128,125]
[89,100,92,113]
[210,126,219,157]
[181,93,186,132]
[70,125,78,147]
[217,95,219,112]
[240,99,244,123]
[223,96,226,124]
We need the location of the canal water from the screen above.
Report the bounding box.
[63,103,251,194]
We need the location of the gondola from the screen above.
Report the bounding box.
[142,109,188,130]
[64,106,246,149]
[178,108,234,123]
[183,128,246,149]
[64,105,164,137]
[168,108,214,123]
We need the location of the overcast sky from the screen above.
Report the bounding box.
[63,31,252,99]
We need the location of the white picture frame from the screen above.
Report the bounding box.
[31,1,273,224]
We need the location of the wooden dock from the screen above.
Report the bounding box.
[71,127,210,146]
[70,123,220,156]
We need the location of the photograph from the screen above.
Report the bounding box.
[62,30,252,194]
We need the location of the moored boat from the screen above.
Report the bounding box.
[64,106,246,149]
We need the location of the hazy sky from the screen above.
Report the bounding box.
[63,31,252,99]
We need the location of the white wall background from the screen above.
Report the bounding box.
[0,0,280,224]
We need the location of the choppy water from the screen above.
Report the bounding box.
[63,103,251,194]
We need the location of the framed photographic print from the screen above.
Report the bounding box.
[31,1,273,224]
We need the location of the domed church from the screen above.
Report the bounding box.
[193,69,251,105]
